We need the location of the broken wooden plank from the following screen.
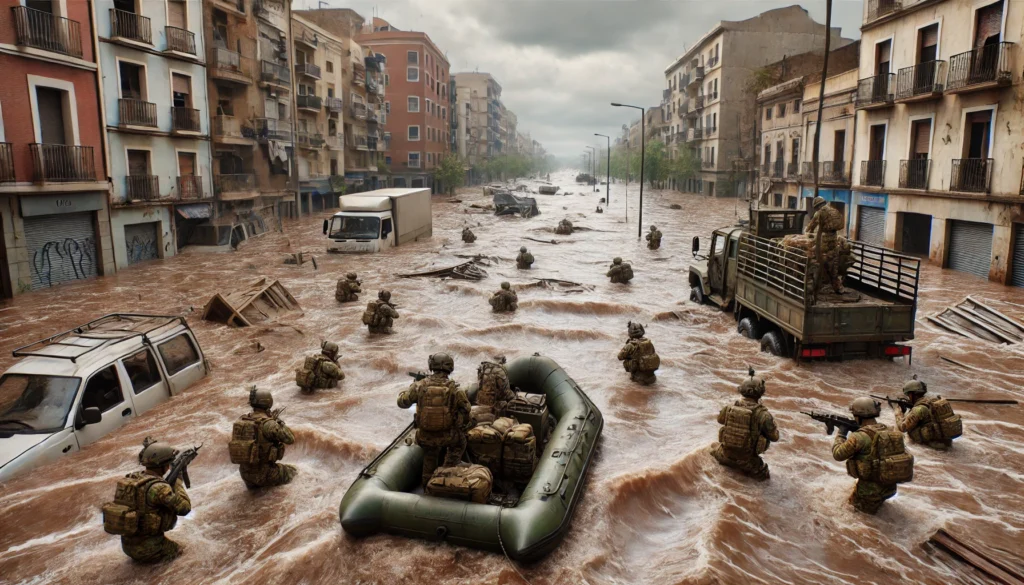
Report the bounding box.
[963,296,1024,340]
[398,261,488,281]
[928,529,1024,585]
[202,278,300,328]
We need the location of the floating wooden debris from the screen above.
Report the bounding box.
[524,237,559,245]
[928,296,1024,344]
[398,260,488,281]
[928,529,1024,585]
[202,278,300,327]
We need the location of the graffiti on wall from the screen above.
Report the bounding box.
[31,237,96,288]
[126,235,158,264]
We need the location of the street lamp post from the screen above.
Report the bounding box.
[595,133,610,207]
[611,103,645,239]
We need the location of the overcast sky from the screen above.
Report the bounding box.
[295,0,865,160]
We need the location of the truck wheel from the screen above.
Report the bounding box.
[760,331,787,357]
[738,317,760,340]
[690,286,703,304]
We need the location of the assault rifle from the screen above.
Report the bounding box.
[802,411,859,436]
[166,443,202,488]
[870,394,1018,412]
[408,371,429,381]
[871,395,913,413]
[271,406,287,419]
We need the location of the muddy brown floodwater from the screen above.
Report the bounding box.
[1,171,1023,585]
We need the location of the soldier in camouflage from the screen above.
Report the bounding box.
[516,246,534,269]
[363,290,400,333]
[489,281,518,313]
[233,388,297,488]
[710,369,779,480]
[806,196,846,294]
[617,321,660,385]
[607,257,634,284]
[117,438,192,564]
[295,341,344,393]
[462,227,477,243]
[832,397,915,514]
[646,225,663,250]
[476,357,514,417]
[335,272,362,303]
[555,219,574,235]
[397,353,472,485]
[894,378,962,450]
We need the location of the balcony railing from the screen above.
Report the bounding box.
[351,135,369,150]
[325,97,343,113]
[860,160,886,187]
[947,43,1013,92]
[261,60,290,85]
[110,9,151,44]
[297,94,322,110]
[309,133,325,148]
[214,173,256,194]
[801,161,851,184]
[761,162,771,177]
[898,159,930,189]
[950,158,993,193]
[351,103,368,120]
[771,160,784,178]
[12,6,83,58]
[296,62,321,79]
[856,74,895,108]
[866,0,902,22]
[895,61,945,100]
[0,143,14,183]
[171,107,200,133]
[702,159,714,170]
[165,26,196,55]
[694,95,706,109]
[210,48,252,82]
[705,125,717,137]
[126,175,159,201]
[786,162,798,178]
[692,127,703,140]
[119,98,158,128]
[693,66,704,82]
[253,118,291,141]
[213,115,243,138]
[295,132,310,148]
[176,175,203,200]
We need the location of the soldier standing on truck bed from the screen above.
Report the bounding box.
[229,388,297,488]
[710,369,779,481]
[617,321,660,385]
[806,196,846,294]
[363,290,400,333]
[893,377,963,450]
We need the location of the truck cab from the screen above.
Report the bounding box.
[324,188,431,254]
[325,202,395,253]
[0,315,208,482]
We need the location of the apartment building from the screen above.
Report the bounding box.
[0,0,115,297]
[798,69,859,221]
[455,72,503,168]
[663,6,850,197]
[205,0,295,222]
[851,0,1023,285]
[94,0,213,269]
[503,109,517,153]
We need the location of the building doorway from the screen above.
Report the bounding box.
[900,212,931,256]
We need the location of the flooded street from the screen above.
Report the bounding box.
[1,170,1023,585]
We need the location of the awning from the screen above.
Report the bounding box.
[176,203,212,219]
[300,178,333,195]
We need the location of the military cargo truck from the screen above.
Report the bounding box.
[688,208,920,361]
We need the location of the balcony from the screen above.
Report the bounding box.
[860,160,886,187]
[674,131,687,143]
[295,132,310,149]
[297,94,322,112]
[171,107,201,134]
[351,135,369,151]
[800,161,851,185]
[118,98,158,129]
[325,97,343,114]
[899,159,930,189]
[109,9,151,45]
[126,175,159,201]
[213,115,251,143]
[309,133,325,148]
[367,138,378,151]
[253,118,291,142]
[946,43,1013,94]
[707,56,719,69]
[366,109,379,123]
[214,173,256,195]
[705,125,717,137]
[770,160,784,179]
[950,158,993,193]
[856,74,895,109]
[209,48,252,84]
[702,159,714,170]
[691,127,703,140]
[295,29,318,50]
[261,60,290,87]
[866,0,902,22]
[895,61,945,102]
[694,95,706,110]
[11,6,83,58]
[296,62,321,80]
[176,176,203,200]
[761,162,771,177]
[786,162,799,178]
[0,143,14,183]
[215,0,247,16]
[165,26,196,56]
[326,134,343,150]
[690,66,704,86]
[406,159,421,169]
[351,103,368,120]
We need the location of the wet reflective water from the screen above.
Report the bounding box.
[1,171,1022,584]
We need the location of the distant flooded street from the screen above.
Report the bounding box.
[1,171,1022,585]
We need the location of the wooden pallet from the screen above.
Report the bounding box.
[201,277,300,327]
[929,529,1024,585]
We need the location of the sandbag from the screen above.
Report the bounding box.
[491,416,516,436]
[425,464,493,504]
[502,424,537,482]
[467,424,503,472]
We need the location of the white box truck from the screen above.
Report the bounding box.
[323,188,432,253]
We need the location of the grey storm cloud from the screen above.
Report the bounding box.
[299,0,865,159]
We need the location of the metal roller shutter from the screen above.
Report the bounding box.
[124,222,159,264]
[1011,225,1024,288]
[948,220,993,279]
[857,206,886,246]
[24,213,98,290]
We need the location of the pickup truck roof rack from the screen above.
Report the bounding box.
[11,314,187,363]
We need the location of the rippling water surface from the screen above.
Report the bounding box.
[1,171,1022,584]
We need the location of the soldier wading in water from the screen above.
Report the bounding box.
[363,289,399,333]
[489,281,518,313]
[711,369,779,480]
[335,272,362,303]
[617,321,660,385]
[295,341,344,393]
[229,387,297,488]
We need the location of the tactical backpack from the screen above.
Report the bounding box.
[361,302,378,326]
[620,264,634,281]
[636,338,660,371]
[719,402,769,454]
[102,474,166,536]
[417,380,456,432]
[294,355,319,388]
[476,363,511,409]
[913,397,962,443]
[467,422,504,473]
[425,464,493,503]
[502,423,537,482]
[229,414,284,465]
[846,425,914,484]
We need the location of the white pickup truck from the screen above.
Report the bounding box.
[323,188,432,253]
[0,314,208,482]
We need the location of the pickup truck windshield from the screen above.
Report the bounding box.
[330,216,381,239]
[0,374,80,434]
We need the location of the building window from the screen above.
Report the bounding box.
[407,50,418,65]
[425,99,431,115]
[408,126,420,141]
[407,96,419,112]
[326,61,333,73]
[778,103,786,117]
[765,107,772,121]
[385,156,392,165]
[407,67,419,82]
[385,101,390,114]
[793,100,800,113]
[408,152,420,168]
[384,73,390,86]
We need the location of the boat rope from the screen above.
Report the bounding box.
[496,508,533,585]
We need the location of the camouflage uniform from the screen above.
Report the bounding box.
[516,247,535,269]
[831,397,913,514]
[462,227,477,243]
[617,322,659,385]
[555,219,574,235]
[710,371,779,481]
[364,290,399,333]
[476,358,514,417]
[295,342,344,394]
[607,257,633,284]
[646,225,663,250]
[806,198,846,293]
[397,354,471,485]
[894,379,961,450]
[335,273,362,303]
[489,282,518,313]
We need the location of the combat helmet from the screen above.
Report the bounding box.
[249,385,273,410]
[627,321,645,339]
[378,290,392,302]
[138,437,177,468]
[322,340,340,359]
[813,196,827,209]
[902,375,927,396]
[650,225,657,231]
[346,272,358,280]
[500,281,511,290]
[428,353,455,374]
[850,397,881,419]
[613,257,622,265]
[738,367,766,399]
[520,246,528,253]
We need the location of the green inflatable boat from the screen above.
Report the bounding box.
[339,355,603,562]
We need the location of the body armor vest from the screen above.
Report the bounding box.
[633,338,659,371]
[229,413,285,465]
[846,424,914,484]
[102,473,173,536]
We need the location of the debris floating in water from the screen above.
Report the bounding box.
[928,296,1024,344]
[398,260,488,281]
[202,278,300,327]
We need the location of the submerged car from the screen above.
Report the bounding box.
[0,314,208,483]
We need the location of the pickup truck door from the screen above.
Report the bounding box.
[381,217,394,248]
[119,347,171,416]
[708,233,728,293]
[724,236,739,300]
[155,332,206,395]
[74,363,135,447]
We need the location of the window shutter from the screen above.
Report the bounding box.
[920,25,938,48]
[913,121,931,155]
[976,3,1003,46]
[172,75,191,95]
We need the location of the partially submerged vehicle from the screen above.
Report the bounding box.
[0,315,208,482]
[324,188,433,254]
[537,185,560,195]
[493,192,540,217]
[339,355,603,562]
